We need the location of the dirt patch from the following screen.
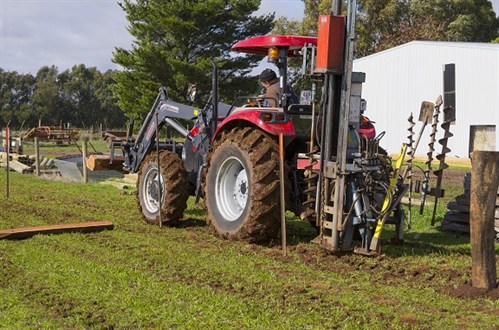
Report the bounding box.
[411,168,467,186]
[445,283,499,300]
[282,242,499,303]
[398,314,422,327]
[42,151,82,158]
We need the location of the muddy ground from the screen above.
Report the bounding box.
[15,146,499,301]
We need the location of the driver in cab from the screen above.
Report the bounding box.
[259,68,280,107]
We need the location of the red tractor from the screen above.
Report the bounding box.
[123,35,322,240]
[122,29,399,253]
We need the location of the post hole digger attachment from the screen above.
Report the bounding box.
[406,100,434,226]
[407,93,454,226]
[408,64,456,224]
[420,96,443,215]
[306,0,408,255]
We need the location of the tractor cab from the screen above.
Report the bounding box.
[231,35,318,111]
[213,35,319,143]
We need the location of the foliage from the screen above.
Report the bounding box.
[272,17,301,35]
[300,0,334,36]
[356,0,499,57]
[0,69,35,129]
[0,66,125,130]
[32,66,61,127]
[289,1,499,58]
[112,0,274,119]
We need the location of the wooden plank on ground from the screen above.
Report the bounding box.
[0,221,114,240]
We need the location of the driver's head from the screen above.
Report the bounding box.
[259,69,278,87]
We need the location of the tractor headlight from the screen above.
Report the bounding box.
[259,112,288,124]
[261,113,273,122]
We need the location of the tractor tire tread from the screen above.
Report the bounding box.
[136,151,189,226]
[204,127,280,242]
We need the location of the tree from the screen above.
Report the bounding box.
[59,65,104,128]
[412,0,499,42]
[32,66,61,126]
[0,69,35,128]
[296,1,499,57]
[1,66,125,130]
[95,70,126,129]
[300,0,334,36]
[112,0,274,119]
[272,17,301,36]
[58,65,126,129]
[356,0,499,56]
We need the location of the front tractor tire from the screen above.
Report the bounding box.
[204,127,280,243]
[137,150,189,226]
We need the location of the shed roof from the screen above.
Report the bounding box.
[356,41,499,62]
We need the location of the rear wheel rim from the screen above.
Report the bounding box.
[215,156,248,221]
[143,167,163,214]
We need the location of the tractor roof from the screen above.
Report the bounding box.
[231,35,317,57]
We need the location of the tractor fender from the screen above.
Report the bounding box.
[214,109,296,140]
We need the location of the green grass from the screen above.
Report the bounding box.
[20,138,110,157]
[0,169,498,329]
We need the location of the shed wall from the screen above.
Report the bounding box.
[353,42,499,158]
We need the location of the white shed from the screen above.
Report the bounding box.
[353,41,499,158]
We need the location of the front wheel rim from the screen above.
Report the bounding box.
[143,167,163,214]
[215,156,248,221]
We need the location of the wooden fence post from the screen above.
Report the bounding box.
[82,140,88,183]
[34,137,40,176]
[279,133,287,257]
[5,127,10,198]
[470,151,499,290]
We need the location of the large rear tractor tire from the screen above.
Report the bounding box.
[204,127,280,242]
[137,151,189,226]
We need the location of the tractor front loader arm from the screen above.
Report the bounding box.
[122,87,200,173]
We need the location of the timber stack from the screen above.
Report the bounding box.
[0,152,56,174]
[0,152,34,174]
[442,172,499,239]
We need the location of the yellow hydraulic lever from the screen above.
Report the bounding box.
[369,143,408,252]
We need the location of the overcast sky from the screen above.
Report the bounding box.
[0,0,498,75]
